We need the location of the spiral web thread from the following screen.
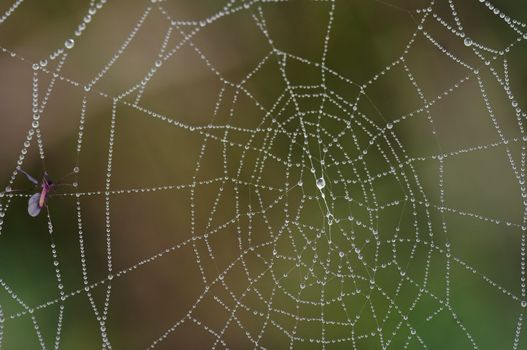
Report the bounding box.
[0,0,527,349]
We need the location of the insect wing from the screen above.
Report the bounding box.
[28,193,42,217]
[17,167,39,185]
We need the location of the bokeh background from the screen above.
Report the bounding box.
[1,0,527,349]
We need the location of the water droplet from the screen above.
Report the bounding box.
[339,251,345,258]
[386,123,393,130]
[522,300,527,308]
[65,39,75,49]
[73,166,80,173]
[464,37,473,47]
[316,177,326,189]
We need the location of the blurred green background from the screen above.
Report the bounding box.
[1,0,527,349]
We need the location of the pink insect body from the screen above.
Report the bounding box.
[39,179,53,208]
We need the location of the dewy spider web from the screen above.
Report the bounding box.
[0,0,527,348]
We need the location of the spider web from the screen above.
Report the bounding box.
[0,0,527,348]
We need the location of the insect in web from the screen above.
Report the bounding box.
[15,166,77,217]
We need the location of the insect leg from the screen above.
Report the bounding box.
[56,171,77,185]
